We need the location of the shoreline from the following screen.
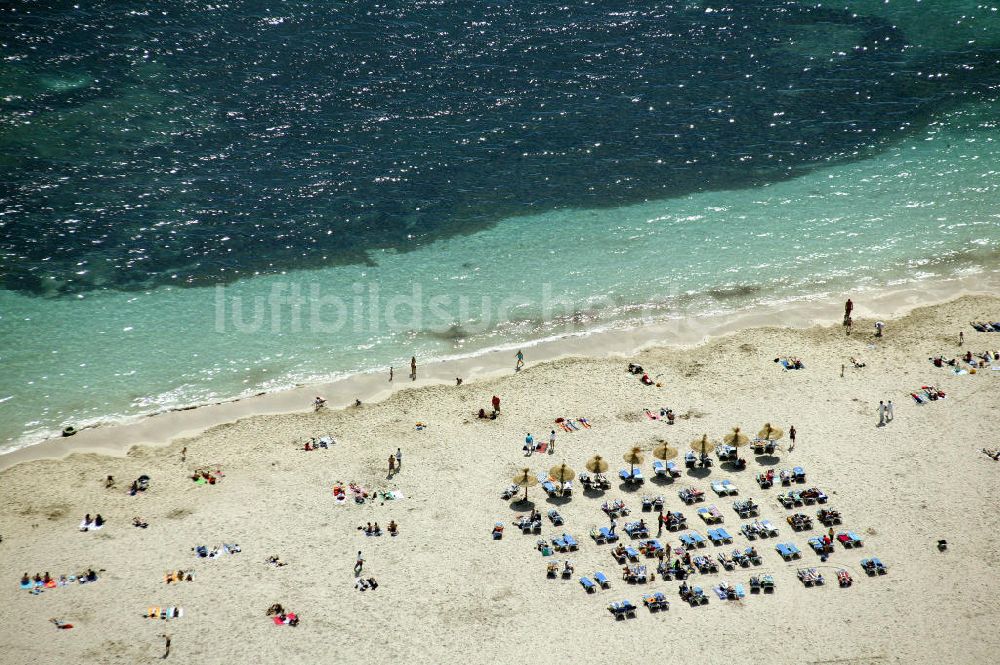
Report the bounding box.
[1,270,996,471]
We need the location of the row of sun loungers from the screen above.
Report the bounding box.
[679,584,709,605]
[684,451,713,468]
[590,526,619,544]
[862,557,888,575]
[514,515,542,534]
[624,564,650,583]
[711,480,739,496]
[602,499,629,518]
[546,560,574,578]
[641,495,664,512]
[776,542,801,561]
[579,472,612,491]
[749,574,775,592]
[608,600,638,619]
[619,468,644,484]
[797,568,824,586]
[580,571,613,592]
[624,521,649,539]
[740,520,778,539]
[697,505,724,523]
[678,487,705,504]
[714,581,746,600]
[787,513,812,531]
[662,511,687,531]
[733,499,759,518]
[817,508,842,526]
[652,460,682,478]
[777,488,827,508]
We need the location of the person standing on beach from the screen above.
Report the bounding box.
[549,430,556,454]
[492,395,501,414]
[389,366,393,382]
[388,454,395,477]
[609,516,617,536]
[887,400,894,422]
[395,448,402,471]
[959,331,964,346]
[875,321,885,338]
[515,350,524,371]
[657,508,664,537]
[524,433,534,453]
[789,426,796,451]
[845,298,853,319]
[877,401,886,427]
[410,356,417,380]
[355,551,364,574]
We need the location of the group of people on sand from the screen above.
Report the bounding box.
[627,363,657,386]
[80,514,105,531]
[931,350,998,369]
[477,394,502,420]
[358,521,398,537]
[21,569,98,588]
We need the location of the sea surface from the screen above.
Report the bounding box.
[1,1,999,450]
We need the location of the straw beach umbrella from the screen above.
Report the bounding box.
[690,434,716,457]
[652,441,679,461]
[512,468,538,502]
[623,446,645,475]
[549,463,576,485]
[586,455,609,474]
[758,423,784,441]
[724,426,750,449]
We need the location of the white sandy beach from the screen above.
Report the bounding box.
[1,294,999,665]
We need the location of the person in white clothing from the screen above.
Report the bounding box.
[877,400,886,427]
[887,400,894,422]
[549,430,556,453]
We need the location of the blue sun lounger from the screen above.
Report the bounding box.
[665,461,681,477]
[807,537,826,554]
[563,534,579,550]
[776,542,801,560]
[792,467,806,482]
[652,460,667,476]
[580,577,596,593]
[708,528,733,545]
[600,526,618,543]
[594,571,611,588]
[625,546,640,561]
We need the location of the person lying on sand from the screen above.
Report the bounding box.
[982,448,1000,461]
[132,517,148,528]
[266,556,287,567]
[850,357,866,368]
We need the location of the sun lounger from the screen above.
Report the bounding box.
[663,511,687,531]
[837,532,863,548]
[541,480,558,496]
[679,531,706,549]
[642,592,669,612]
[501,484,520,500]
[608,599,637,619]
[681,586,709,605]
[837,569,852,587]
[563,534,579,550]
[580,576,596,593]
[733,499,759,518]
[797,567,824,586]
[776,542,801,561]
[652,460,667,477]
[624,521,650,539]
[594,571,611,588]
[698,506,722,524]
[756,471,774,489]
[710,481,727,496]
[665,461,682,478]
[600,526,618,543]
[552,536,568,552]
[624,546,640,561]
[624,564,648,583]
[861,557,887,575]
[793,467,806,482]
[590,527,607,544]
[685,451,697,468]
[548,509,563,526]
[708,527,733,545]
[807,537,827,555]
[678,488,705,504]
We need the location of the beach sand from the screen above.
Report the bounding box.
[1,294,998,664]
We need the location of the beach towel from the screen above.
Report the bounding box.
[535,442,548,454]
[79,521,103,531]
[644,409,658,420]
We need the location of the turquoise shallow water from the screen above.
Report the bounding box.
[1,1,1000,450]
[1,98,999,450]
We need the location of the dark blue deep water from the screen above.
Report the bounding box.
[2,0,998,295]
